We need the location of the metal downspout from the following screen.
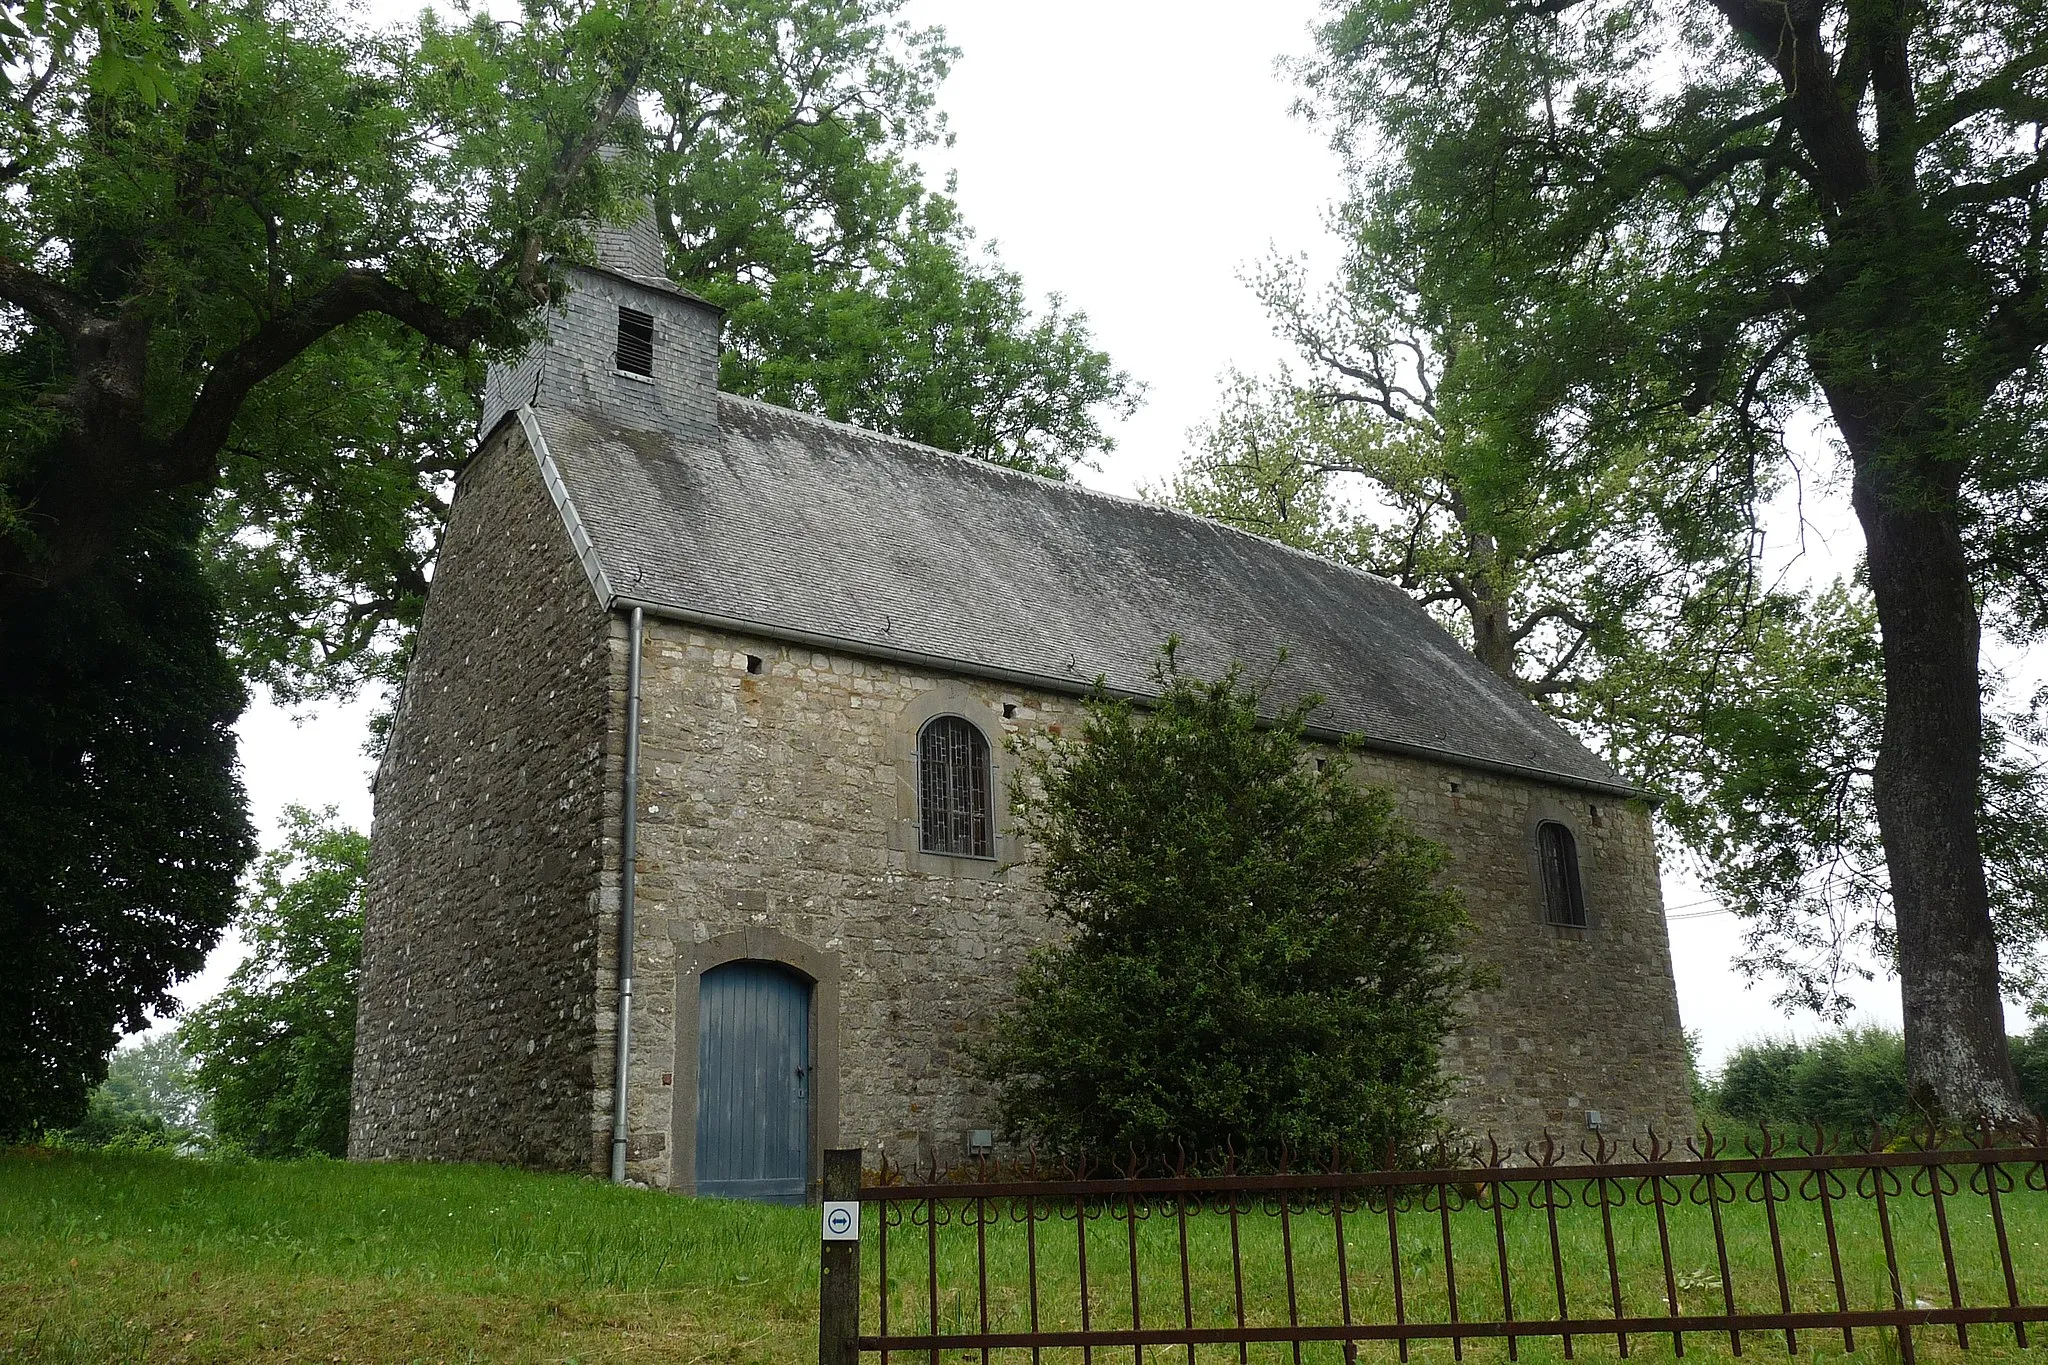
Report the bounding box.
[609,606,644,1183]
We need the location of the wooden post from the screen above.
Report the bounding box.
[819,1147,862,1365]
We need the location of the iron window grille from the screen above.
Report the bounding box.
[918,716,991,857]
[1538,819,1588,926]
[615,305,655,376]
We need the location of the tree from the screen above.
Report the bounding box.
[71,1033,208,1147]
[0,0,1130,1130]
[0,0,648,1138]
[0,0,663,609]
[182,806,367,1159]
[0,496,254,1138]
[1173,253,2048,1024]
[713,195,1135,480]
[974,655,1476,1162]
[190,0,1135,702]
[1293,0,2048,1118]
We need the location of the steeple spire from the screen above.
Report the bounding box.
[592,200,667,282]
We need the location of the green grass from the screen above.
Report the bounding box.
[5,1148,2045,1364]
[872,1171,2048,1364]
[0,1147,819,1363]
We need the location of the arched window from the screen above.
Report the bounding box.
[919,715,992,857]
[1537,821,1587,927]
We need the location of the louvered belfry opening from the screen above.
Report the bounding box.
[615,304,655,376]
[918,716,991,857]
[1537,819,1587,926]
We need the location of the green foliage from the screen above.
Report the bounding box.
[67,1034,208,1150]
[974,653,1476,1162]
[1299,0,2048,1106]
[1708,1028,1956,1133]
[2014,1023,2048,1118]
[0,496,254,1139]
[711,196,1136,480]
[1,0,663,679]
[181,807,368,1159]
[644,0,1137,480]
[182,0,1128,701]
[1171,0,2048,1042]
[5,0,1134,708]
[1712,1039,1810,1129]
[1681,1029,1710,1109]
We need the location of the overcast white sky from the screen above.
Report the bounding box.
[165,1,2000,1070]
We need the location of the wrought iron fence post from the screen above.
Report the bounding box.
[820,1147,863,1365]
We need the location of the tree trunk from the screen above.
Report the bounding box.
[1843,422,2028,1122]
[1464,530,1520,682]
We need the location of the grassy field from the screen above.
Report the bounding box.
[5,1147,2046,1364]
[875,1167,2048,1364]
[0,1147,819,1363]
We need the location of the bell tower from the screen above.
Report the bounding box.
[478,209,724,444]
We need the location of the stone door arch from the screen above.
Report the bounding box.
[670,926,839,1200]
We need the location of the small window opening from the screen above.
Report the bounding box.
[745,654,763,675]
[1315,757,1327,773]
[1002,703,1017,720]
[1449,780,1462,794]
[616,305,655,376]
[919,715,992,857]
[1538,821,1588,928]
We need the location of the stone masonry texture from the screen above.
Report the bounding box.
[611,620,1695,1190]
[355,221,1693,1186]
[352,417,1696,1182]
[348,422,616,1166]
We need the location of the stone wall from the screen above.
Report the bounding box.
[610,621,1071,1187]
[351,421,1691,1180]
[615,618,1694,1191]
[1340,750,1695,1144]
[348,422,617,1166]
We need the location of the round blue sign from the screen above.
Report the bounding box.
[826,1207,853,1235]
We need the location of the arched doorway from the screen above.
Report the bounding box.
[694,960,811,1203]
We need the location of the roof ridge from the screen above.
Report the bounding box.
[715,391,1409,597]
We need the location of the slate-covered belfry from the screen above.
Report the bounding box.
[347,213,1696,1199]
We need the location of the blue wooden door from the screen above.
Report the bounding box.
[695,961,811,1203]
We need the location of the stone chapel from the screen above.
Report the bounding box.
[346,216,1696,1201]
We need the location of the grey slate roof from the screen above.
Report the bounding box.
[532,396,1635,795]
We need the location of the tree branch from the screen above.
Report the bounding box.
[508,55,650,298]
[0,256,101,338]
[1509,602,1593,648]
[1932,149,2048,210]
[162,270,491,484]
[1916,50,2048,143]
[1708,0,1875,213]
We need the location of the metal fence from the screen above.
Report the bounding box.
[818,1125,2048,1364]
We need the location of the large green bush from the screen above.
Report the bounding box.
[973,655,1478,1164]
[1713,1038,1809,1126]
[2013,1024,2048,1116]
[1711,1025,2046,1133]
